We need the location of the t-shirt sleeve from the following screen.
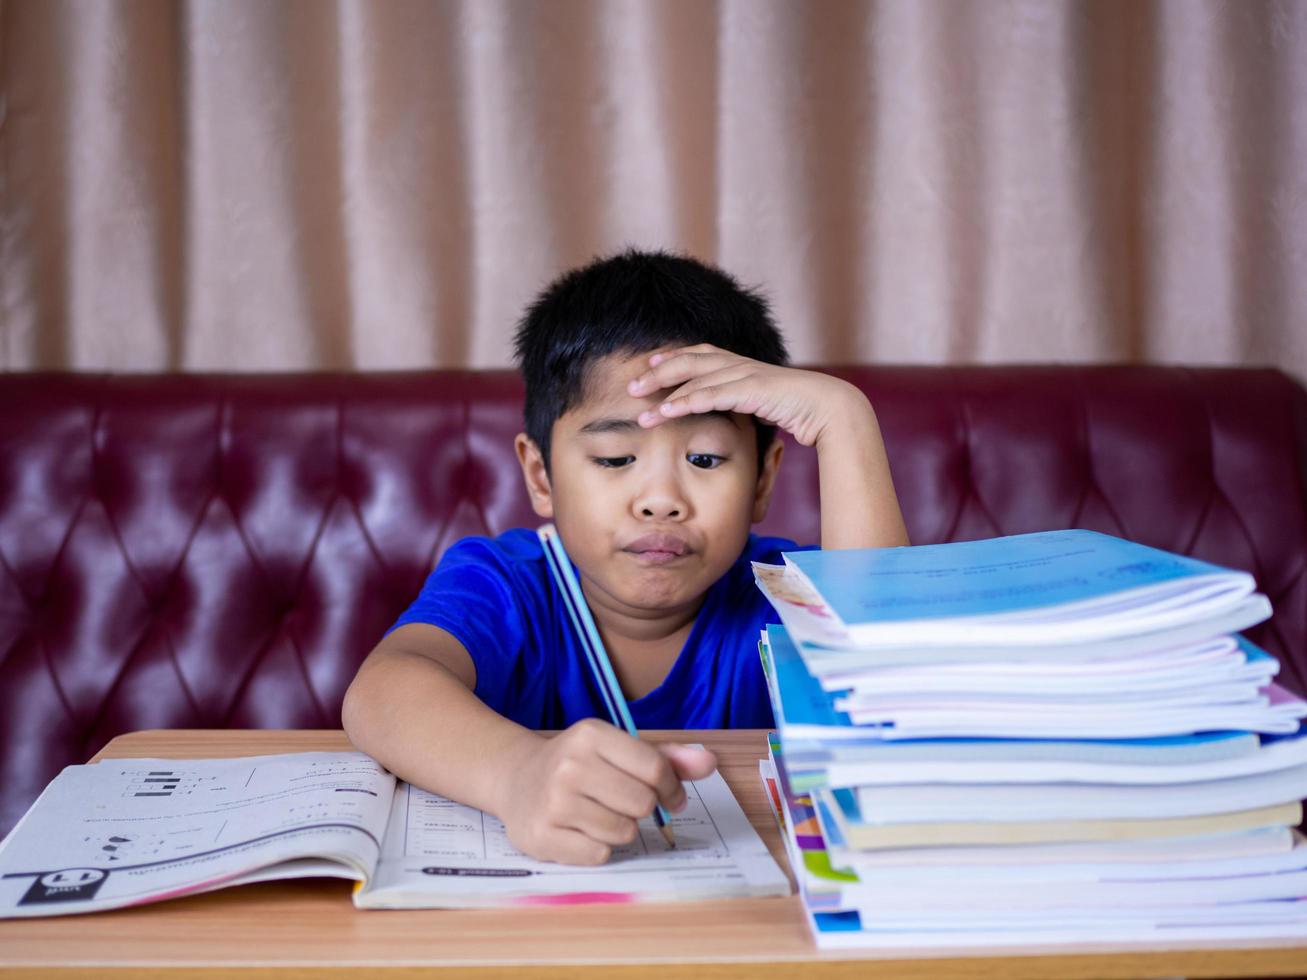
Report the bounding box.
[388,536,528,717]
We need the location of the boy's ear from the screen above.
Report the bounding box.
[751,438,785,523]
[514,433,555,519]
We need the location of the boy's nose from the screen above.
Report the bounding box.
[633,473,689,521]
[638,498,682,520]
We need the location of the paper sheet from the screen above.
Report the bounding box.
[0,753,394,917]
[0,750,790,916]
[359,765,791,907]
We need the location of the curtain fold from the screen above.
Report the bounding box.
[1,0,1303,378]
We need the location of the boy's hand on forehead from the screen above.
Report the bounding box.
[626,343,868,449]
[630,345,909,550]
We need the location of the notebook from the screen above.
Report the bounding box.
[0,751,789,917]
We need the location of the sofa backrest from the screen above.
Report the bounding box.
[1,366,1304,835]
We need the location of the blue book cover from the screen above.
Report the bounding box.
[812,909,865,934]
[766,624,858,734]
[782,528,1254,628]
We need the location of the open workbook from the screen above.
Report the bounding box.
[0,751,790,918]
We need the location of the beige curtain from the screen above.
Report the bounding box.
[2,0,1304,378]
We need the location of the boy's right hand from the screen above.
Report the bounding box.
[494,718,718,865]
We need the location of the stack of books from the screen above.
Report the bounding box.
[753,529,1307,949]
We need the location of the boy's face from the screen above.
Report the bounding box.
[515,347,783,624]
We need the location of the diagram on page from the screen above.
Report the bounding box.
[0,753,397,913]
[29,755,394,865]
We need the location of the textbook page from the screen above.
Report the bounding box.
[761,624,1307,742]
[358,764,791,908]
[0,753,395,918]
[850,761,1307,823]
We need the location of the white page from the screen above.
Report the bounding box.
[834,682,1266,712]
[809,901,1307,949]
[843,697,1307,739]
[844,869,1307,911]
[829,652,1276,697]
[823,836,1307,887]
[830,827,1297,871]
[821,731,1307,787]
[817,637,1242,689]
[357,764,790,908]
[816,786,1303,850]
[0,753,394,918]
[785,732,1260,768]
[841,900,1307,929]
[851,763,1307,824]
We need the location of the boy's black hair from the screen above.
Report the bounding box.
[513,249,789,475]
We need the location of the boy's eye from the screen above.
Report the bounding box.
[688,453,725,470]
[591,456,634,469]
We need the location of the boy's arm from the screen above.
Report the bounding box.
[628,345,909,549]
[342,625,714,864]
[810,385,909,549]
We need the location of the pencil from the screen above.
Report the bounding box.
[538,524,677,848]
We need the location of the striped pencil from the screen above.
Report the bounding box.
[537,523,677,848]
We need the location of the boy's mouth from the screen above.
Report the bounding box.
[623,533,690,564]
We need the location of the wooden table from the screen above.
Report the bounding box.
[2,729,1306,978]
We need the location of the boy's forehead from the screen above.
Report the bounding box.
[563,348,748,432]
[575,348,663,398]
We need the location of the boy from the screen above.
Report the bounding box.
[342,250,907,865]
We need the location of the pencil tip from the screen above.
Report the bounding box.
[660,823,676,848]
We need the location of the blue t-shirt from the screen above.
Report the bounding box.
[390,529,808,730]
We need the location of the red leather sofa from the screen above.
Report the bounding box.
[1,366,1304,836]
